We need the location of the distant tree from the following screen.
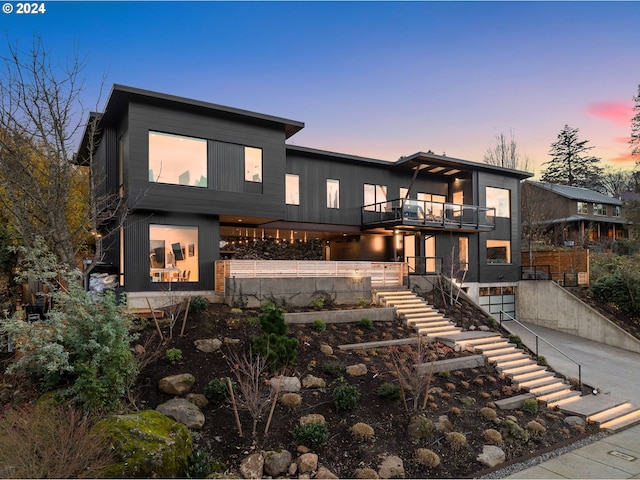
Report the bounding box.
[541,125,603,189]
[631,84,640,159]
[483,129,530,171]
[599,166,633,197]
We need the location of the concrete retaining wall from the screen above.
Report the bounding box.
[517,280,640,354]
[224,276,372,308]
[285,307,395,325]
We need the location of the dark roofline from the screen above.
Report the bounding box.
[286,144,393,166]
[527,180,622,205]
[398,152,533,179]
[101,84,305,139]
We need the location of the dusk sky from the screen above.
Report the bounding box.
[3,1,639,177]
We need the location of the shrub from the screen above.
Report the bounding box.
[508,334,523,347]
[0,239,137,413]
[350,422,375,442]
[334,384,361,411]
[537,355,548,366]
[450,406,461,415]
[321,360,346,376]
[280,392,302,410]
[0,401,116,478]
[407,415,434,440]
[375,382,402,401]
[358,318,373,329]
[164,348,183,364]
[252,333,299,369]
[446,432,467,450]
[204,378,232,404]
[505,418,529,442]
[414,448,440,468]
[189,296,209,315]
[357,297,369,308]
[526,420,547,435]
[483,428,503,444]
[258,303,288,335]
[522,398,539,415]
[354,467,378,479]
[187,448,219,478]
[438,370,451,379]
[480,406,497,420]
[312,319,327,331]
[293,421,329,448]
[310,296,325,310]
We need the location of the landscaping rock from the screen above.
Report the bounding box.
[194,338,222,353]
[156,398,205,430]
[186,393,208,409]
[263,449,293,476]
[477,445,506,468]
[346,363,368,376]
[240,452,264,479]
[158,373,195,395]
[302,374,326,389]
[320,344,333,356]
[315,466,339,479]
[96,410,192,478]
[297,453,319,473]
[565,416,586,427]
[270,375,301,393]
[378,455,404,479]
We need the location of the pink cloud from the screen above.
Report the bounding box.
[586,101,634,126]
[615,136,632,144]
[609,152,637,165]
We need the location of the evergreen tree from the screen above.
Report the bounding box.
[631,84,640,159]
[541,125,602,188]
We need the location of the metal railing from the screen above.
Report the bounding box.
[499,310,582,387]
[361,198,496,230]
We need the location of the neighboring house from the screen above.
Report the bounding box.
[522,181,629,249]
[76,84,531,312]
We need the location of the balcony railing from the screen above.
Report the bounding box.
[362,199,496,231]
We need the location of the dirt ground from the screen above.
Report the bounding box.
[132,301,600,479]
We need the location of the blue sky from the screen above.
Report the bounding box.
[3,1,639,176]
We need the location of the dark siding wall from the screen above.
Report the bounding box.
[123,211,219,291]
[477,172,522,283]
[125,102,286,218]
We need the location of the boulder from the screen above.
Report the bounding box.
[297,452,319,473]
[378,455,404,479]
[158,373,195,395]
[194,338,222,353]
[240,452,264,479]
[96,410,192,478]
[270,376,301,393]
[346,363,368,376]
[565,416,586,427]
[315,466,339,479]
[476,445,506,468]
[320,344,333,356]
[186,393,209,409]
[156,398,205,430]
[263,449,293,476]
[302,374,326,389]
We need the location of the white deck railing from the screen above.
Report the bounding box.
[215,260,405,292]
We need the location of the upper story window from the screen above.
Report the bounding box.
[244,146,262,183]
[594,203,607,216]
[577,202,589,214]
[148,131,207,187]
[286,174,299,205]
[487,239,511,264]
[364,184,387,211]
[614,205,621,217]
[486,187,510,218]
[327,179,339,209]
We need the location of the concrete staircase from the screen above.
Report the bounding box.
[375,287,640,433]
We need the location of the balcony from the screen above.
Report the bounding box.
[361,199,496,232]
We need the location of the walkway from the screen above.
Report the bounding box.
[501,321,640,478]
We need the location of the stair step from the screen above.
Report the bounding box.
[500,362,542,376]
[474,341,513,353]
[404,312,443,321]
[511,368,550,383]
[529,382,568,396]
[398,308,439,316]
[544,390,583,407]
[460,335,503,347]
[588,402,636,424]
[408,320,451,328]
[496,357,537,371]
[535,388,574,403]
[417,325,461,334]
[385,298,424,306]
[419,328,462,337]
[600,409,640,431]
[486,350,524,363]
[518,374,560,390]
[376,290,413,297]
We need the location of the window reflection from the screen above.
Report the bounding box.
[148,132,207,187]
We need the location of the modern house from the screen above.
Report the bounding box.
[77,84,532,313]
[522,181,630,250]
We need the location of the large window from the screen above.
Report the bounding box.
[486,187,510,218]
[577,202,589,214]
[487,239,511,264]
[245,146,262,183]
[594,203,607,216]
[327,179,339,209]
[286,174,299,205]
[364,184,387,211]
[149,224,199,283]
[148,132,207,187]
